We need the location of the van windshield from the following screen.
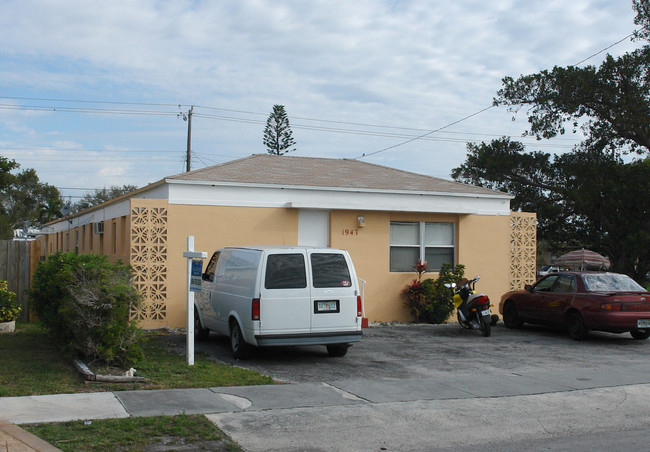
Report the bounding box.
[311,253,352,288]
[265,254,307,289]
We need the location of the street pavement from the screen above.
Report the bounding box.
[3,324,650,450]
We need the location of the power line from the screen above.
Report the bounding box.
[574,33,636,66]
[353,30,639,160]
[353,105,495,160]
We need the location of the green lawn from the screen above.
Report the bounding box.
[0,322,273,397]
[1,322,273,450]
[24,414,241,452]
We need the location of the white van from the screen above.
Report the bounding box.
[194,246,364,358]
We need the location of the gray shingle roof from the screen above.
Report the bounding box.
[167,154,508,197]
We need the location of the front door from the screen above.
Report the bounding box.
[298,210,329,247]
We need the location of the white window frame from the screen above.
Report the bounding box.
[389,221,455,272]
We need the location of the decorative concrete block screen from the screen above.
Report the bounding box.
[130,204,168,323]
[509,212,537,290]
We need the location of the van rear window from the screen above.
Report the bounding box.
[265,254,307,289]
[311,253,352,288]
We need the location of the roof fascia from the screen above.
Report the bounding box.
[164,178,514,200]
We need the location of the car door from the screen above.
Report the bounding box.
[543,274,577,325]
[523,275,559,322]
[308,251,359,333]
[196,250,221,330]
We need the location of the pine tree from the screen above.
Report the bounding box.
[263,105,296,155]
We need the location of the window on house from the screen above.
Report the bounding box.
[389,222,455,272]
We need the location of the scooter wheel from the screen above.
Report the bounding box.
[480,315,492,337]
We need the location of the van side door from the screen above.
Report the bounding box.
[259,251,311,335]
[309,251,359,332]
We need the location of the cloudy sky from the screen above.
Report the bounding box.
[0,0,642,202]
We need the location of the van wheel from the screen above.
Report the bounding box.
[326,344,349,357]
[194,308,210,341]
[230,322,252,359]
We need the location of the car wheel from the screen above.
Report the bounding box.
[566,311,589,340]
[194,308,210,341]
[326,344,349,357]
[503,301,523,329]
[230,322,252,359]
[630,329,650,340]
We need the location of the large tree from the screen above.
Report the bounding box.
[452,140,650,281]
[73,185,138,213]
[453,1,650,281]
[263,104,296,155]
[494,1,650,155]
[0,157,63,239]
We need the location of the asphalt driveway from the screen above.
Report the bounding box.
[165,322,649,383]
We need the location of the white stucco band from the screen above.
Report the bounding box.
[165,180,512,215]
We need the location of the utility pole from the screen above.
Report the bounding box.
[186,106,194,172]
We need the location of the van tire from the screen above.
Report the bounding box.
[230,322,252,359]
[326,344,349,357]
[194,308,210,341]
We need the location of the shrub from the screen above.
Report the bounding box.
[0,281,20,322]
[404,261,465,324]
[29,252,144,366]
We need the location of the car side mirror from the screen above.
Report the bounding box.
[524,284,533,292]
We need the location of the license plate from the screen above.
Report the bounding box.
[481,309,491,316]
[637,319,650,328]
[316,300,339,313]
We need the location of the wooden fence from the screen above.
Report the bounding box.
[0,240,34,321]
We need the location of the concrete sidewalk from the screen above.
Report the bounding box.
[3,363,650,450]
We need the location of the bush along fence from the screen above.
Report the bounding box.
[29,252,144,367]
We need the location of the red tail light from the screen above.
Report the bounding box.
[600,303,621,311]
[252,298,260,320]
[357,295,363,317]
[473,295,490,307]
[622,303,650,312]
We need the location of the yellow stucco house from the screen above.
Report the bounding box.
[36,154,536,329]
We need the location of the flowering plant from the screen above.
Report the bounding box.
[0,280,20,322]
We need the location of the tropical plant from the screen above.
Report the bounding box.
[404,261,465,324]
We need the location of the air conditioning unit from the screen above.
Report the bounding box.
[93,222,104,234]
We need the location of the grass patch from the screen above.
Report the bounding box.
[0,322,274,397]
[24,414,240,451]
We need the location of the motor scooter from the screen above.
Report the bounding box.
[446,276,493,337]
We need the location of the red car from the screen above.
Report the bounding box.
[499,272,650,340]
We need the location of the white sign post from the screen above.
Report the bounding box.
[182,236,207,366]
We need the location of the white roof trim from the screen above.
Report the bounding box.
[164,178,513,200]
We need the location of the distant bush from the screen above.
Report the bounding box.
[29,252,144,366]
[0,280,20,322]
[404,261,465,324]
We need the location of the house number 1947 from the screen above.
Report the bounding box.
[341,229,359,236]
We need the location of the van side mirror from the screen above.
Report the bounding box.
[524,284,533,292]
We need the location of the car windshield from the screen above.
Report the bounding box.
[582,273,646,292]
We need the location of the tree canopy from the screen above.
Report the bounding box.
[73,185,138,213]
[453,1,650,281]
[0,157,62,239]
[263,105,296,155]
